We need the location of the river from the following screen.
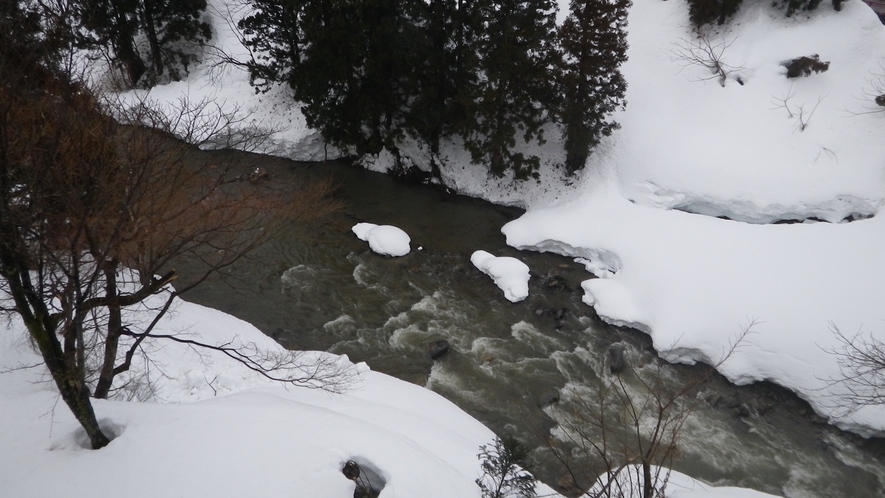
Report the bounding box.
[176,148,885,497]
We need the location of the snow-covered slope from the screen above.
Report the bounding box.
[505,0,885,435]
[0,297,497,498]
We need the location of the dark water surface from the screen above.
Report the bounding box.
[176,150,885,497]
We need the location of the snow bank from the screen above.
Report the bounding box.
[470,250,531,302]
[0,294,560,498]
[353,223,412,257]
[505,0,885,434]
[0,292,783,498]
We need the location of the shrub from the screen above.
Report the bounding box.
[476,437,537,498]
[784,55,830,78]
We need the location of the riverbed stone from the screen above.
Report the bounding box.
[608,343,627,374]
[538,389,561,408]
[429,339,450,360]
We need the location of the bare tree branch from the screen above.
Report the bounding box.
[119,328,357,393]
[673,34,743,88]
[824,325,885,414]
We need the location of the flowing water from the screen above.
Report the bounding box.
[178,150,885,497]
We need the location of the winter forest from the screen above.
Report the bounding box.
[4,0,885,497]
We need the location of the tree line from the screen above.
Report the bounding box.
[35,0,212,87]
[239,0,630,179]
[31,0,630,178]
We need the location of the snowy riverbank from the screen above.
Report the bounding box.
[0,292,784,497]
[503,0,885,435]
[121,0,885,435]
[12,0,879,495]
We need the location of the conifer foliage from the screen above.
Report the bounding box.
[240,0,630,179]
[558,0,629,175]
[461,0,559,180]
[77,0,212,86]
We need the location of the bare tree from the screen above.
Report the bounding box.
[849,61,885,116]
[770,84,824,132]
[0,11,343,449]
[673,33,742,88]
[826,325,885,413]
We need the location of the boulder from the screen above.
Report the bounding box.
[429,339,450,360]
[608,343,627,375]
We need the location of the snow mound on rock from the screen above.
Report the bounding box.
[470,250,530,302]
[352,223,411,257]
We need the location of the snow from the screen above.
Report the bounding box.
[352,223,412,257]
[503,0,885,435]
[0,294,522,497]
[35,0,885,494]
[0,293,781,498]
[470,250,532,302]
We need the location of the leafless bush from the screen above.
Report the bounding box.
[108,93,282,152]
[673,34,743,87]
[851,62,885,116]
[0,55,341,448]
[770,84,825,132]
[825,325,885,413]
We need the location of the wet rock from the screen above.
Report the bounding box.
[608,343,627,374]
[538,389,560,408]
[736,403,751,418]
[428,339,450,360]
[810,414,828,425]
[704,393,723,407]
[545,275,569,291]
[343,460,360,480]
[553,308,567,321]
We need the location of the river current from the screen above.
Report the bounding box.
[177,149,885,497]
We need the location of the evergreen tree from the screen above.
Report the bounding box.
[461,0,559,180]
[558,0,629,175]
[77,0,211,86]
[780,0,823,16]
[277,0,421,157]
[238,0,309,92]
[686,0,743,28]
[403,0,479,158]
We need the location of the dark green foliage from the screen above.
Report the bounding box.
[780,0,823,16]
[238,0,308,91]
[77,0,211,86]
[301,0,420,156]
[558,0,629,175]
[460,0,560,180]
[241,0,625,180]
[243,0,424,156]
[402,0,474,156]
[476,437,537,498]
[686,0,744,28]
[687,0,831,28]
[784,54,829,78]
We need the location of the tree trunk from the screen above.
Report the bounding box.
[109,0,146,86]
[94,260,122,399]
[0,264,111,449]
[141,0,165,76]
